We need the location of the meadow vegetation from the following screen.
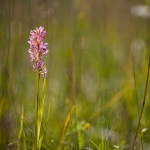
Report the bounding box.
[0,0,150,149]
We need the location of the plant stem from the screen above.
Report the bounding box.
[34,71,40,150]
[132,57,150,150]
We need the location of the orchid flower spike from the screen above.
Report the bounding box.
[28,26,48,77]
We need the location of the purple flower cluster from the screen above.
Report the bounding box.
[28,26,48,77]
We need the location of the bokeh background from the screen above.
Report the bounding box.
[0,0,150,149]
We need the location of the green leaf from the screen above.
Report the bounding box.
[22,130,27,150]
[38,100,51,149]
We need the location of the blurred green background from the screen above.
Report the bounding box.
[0,0,150,149]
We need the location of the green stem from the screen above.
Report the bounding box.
[132,57,150,150]
[34,71,40,150]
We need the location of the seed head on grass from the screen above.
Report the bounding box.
[28,26,48,77]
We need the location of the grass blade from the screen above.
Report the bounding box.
[17,101,24,150]
[61,105,76,141]
[89,84,132,122]
[22,130,27,150]
[38,100,51,149]
[87,138,100,150]
[57,104,75,150]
